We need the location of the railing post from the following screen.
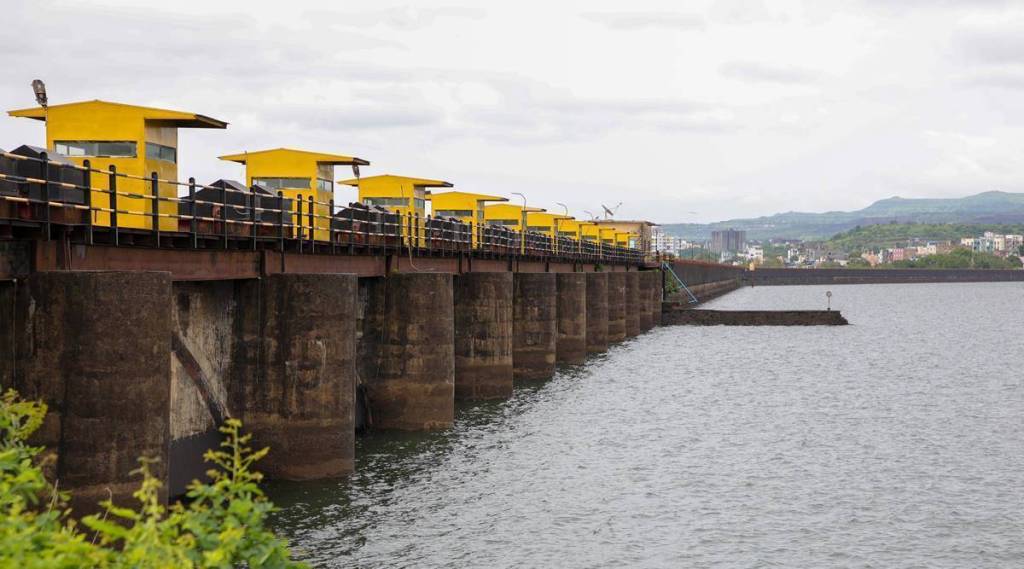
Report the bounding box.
[188,177,197,249]
[296,195,304,254]
[83,159,93,245]
[308,195,315,253]
[277,191,285,252]
[108,165,119,246]
[250,186,258,250]
[329,198,336,254]
[150,171,160,246]
[221,179,229,249]
[352,206,360,253]
[40,151,51,240]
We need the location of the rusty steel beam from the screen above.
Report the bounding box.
[33,242,261,280]
[19,240,638,281]
[265,251,386,277]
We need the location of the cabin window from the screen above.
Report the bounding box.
[558,230,577,236]
[527,226,552,233]
[435,210,474,218]
[363,197,409,207]
[145,142,177,163]
[317,178,333,192]
[414,198,426,210]
[55,141,137,158]
[488,219,520,226]
[252,177,311,190]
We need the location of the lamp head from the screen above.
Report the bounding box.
[31,79,47,109]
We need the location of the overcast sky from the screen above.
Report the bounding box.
[3,0,1023,223]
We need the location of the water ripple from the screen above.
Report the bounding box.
[268,282,1024,568]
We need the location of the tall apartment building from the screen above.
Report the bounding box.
[710,228,746,254]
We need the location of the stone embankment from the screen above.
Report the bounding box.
[662,307,848,326]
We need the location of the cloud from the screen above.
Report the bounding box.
[719,61,822,85]
[958,65,1024,90]
[450,79,741,145]
[954,20,1024,64]
[581,12,705,31]
[306,6,486,30]
[256,103,444,132]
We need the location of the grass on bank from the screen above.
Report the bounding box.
[0,390,306,568]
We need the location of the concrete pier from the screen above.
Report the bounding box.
[653,270,664,326]
[555,273,587,365]
[453,273,514,400]
[513,273,557,380]
[233,274,357,480]
[606,272,627,343]
[624,272,640,338]
[3,271,172,513]
[585,272,609,354]
[637,271,654,331]
[362,273,455,430]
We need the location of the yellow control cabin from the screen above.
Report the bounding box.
[525,211,574,238]
[428,190,507,246]
[338,174,451,217]
[526,211,576,254]
[428,191,506,225]
[554,218,585,239]
[484,203,546,231]
[338,174,452,246]
[8,99,227,230]
[593,220,656,252]
[218,148,368,241]
[579,221,601,243]
[552,218,589,254]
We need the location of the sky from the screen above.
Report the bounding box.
[2,0,1024,223]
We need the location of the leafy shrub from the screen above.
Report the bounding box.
[0,390,306,568]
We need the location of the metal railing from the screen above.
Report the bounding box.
[0,148,645,264]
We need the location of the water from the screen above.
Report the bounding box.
[268,282,1024,568]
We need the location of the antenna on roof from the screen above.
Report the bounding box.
[601,202,622,219]
[31,80,47,109]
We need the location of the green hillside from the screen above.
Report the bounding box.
[825,222,1024,253]
[661,191,1024,241]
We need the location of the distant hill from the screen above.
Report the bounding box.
[661,191,1024,241]
[826,222,1024,253]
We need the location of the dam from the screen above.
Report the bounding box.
[0,140,748,513]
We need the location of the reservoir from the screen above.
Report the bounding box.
[268,282,1024,567]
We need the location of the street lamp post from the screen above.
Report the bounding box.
[555,202,568,255]
[512,192,527,255]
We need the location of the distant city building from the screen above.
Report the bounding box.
[710,228,746,254]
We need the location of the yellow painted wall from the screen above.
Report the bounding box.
[579,223,602,254]
[484,203,538,231]
[594,221,653,252]
[35,102,179,230]
[229,151,335,241]
[525,212,573,238]
[429,191,506,247]
[352,177,424,217]
[341,176,451,247]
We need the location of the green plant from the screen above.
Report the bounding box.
[0,390,306,568]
